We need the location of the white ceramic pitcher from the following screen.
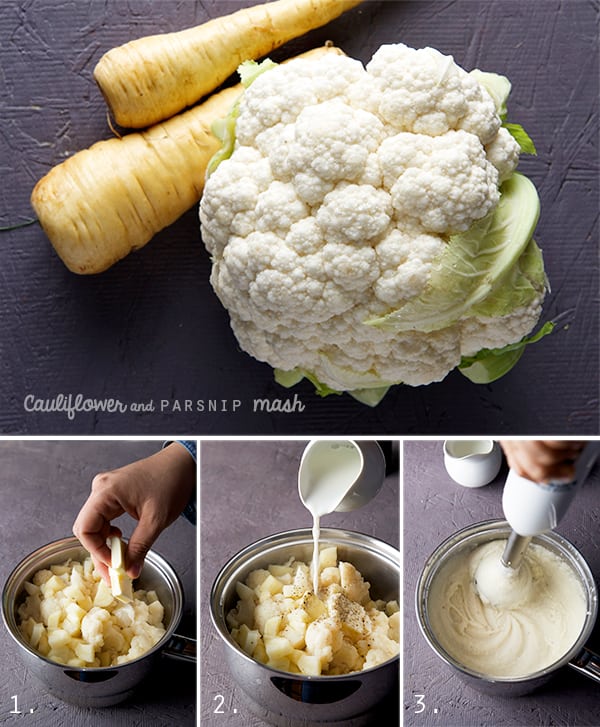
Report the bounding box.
[443,440,502,488]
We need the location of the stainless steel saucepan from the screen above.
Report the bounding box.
[211,527,400,726]
[416,519,599,696]
[2,536,196,707]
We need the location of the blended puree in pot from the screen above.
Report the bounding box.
[427,539,587,677]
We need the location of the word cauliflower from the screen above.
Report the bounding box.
[200,43,550,405]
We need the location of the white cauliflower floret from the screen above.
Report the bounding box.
[339,562,371,605]
[236,54,366,144]
[365,43,500,142]
[253,600,284,633]
[460,299,544,357]
[201,146,272,257]
[379,130,499,233]
[486,126,521,182]
[81,607,111,648]
[269,100,386,205]
[200,43,545,396]
[227,307,464,390]
[316,183,391,245]
[329,640,363,674]
[305,617,343,666]
[374,228,446,304]
[255,181,309,235]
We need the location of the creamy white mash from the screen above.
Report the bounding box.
[427,539,587,677]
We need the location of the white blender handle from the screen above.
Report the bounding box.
[502,441,600,537]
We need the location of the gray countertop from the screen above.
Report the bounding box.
[0,439,197,726]
[199,439,400,726]
[403,439,600,727]
[0,0,597,435]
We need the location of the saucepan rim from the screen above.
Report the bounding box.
[415,518,598,685]
[2,535,184,672]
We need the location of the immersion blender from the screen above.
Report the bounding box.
[501,441,600,570]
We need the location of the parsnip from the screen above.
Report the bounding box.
[94,0,363,128]
[31,45,342,274]
[31,85,238,274]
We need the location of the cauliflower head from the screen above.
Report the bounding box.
[200,43,549,404]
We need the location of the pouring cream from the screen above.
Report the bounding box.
[298,441,363,594]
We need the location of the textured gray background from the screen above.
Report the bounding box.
[199,439,400,725]
[0,439,197,726]
[0,0,597,435]
[403,439,600,727]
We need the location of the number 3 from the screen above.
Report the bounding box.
[414,694,425,714]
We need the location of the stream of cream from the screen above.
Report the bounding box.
[301,442,363,594]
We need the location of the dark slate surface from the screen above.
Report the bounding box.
[0,0,597,435]
[0,439,197,726]
[199,439,400,725]
[403,439,600,727]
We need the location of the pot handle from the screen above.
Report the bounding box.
[568,645,600,684]
[162,632,196,664]
[63,669,119,683]
[270,676,361,704]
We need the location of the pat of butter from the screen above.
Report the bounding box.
[108,536,133,603]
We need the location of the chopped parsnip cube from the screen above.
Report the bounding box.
[253,639,268,663]
[281,624,305,649]
[259,574,284,597]
[235,624,261,656]
[246,569,270,590]
[47,611,61,631]
[43,575,66,596]
[263,615,282,637]
[75,642,96,663]
[30,621,46,649]
[235,581,255,601]
[267,656,291,672]
[265,636,293,661]
[48,628,71,649]
[94,579,114,608]
[296,653,321,676]
[319,547,338,569]
[268,564,293,578]
[302,593,327,621]
[108,536,133,603]
[17,554,166,668]
[227,553,399,677]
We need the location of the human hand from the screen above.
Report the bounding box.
[73,443,196,582]
[499,440,585,483]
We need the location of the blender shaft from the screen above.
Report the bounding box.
[501,530,532,569]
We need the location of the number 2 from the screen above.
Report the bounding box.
[213,694,225,714]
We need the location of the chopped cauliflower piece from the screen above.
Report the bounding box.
[17,556,166,667]
[226,550,399,676]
